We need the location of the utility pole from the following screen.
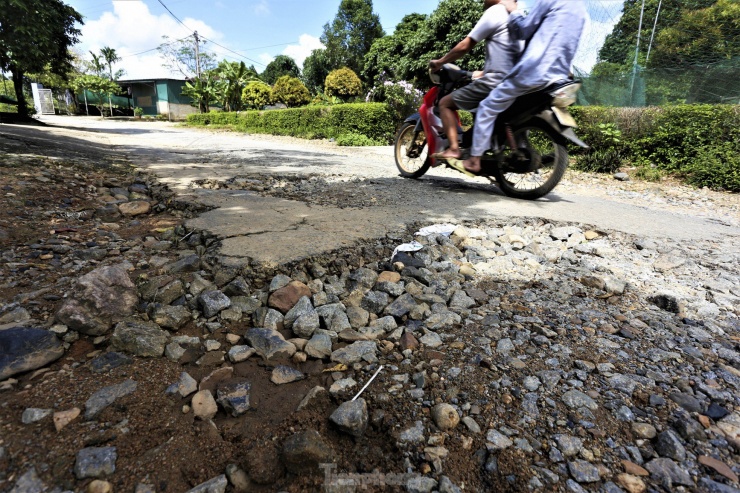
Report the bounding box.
[193,31,202,79]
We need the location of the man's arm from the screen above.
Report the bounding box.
[505,0,550,42]
[429,37,478,71]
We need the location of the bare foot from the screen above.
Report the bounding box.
[464,157,481,173]
[433,148,462,160]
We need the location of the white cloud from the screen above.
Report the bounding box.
[258,53,275,67]
[252,0,270,16]
[77,1,222,80]
[282,35,324,69]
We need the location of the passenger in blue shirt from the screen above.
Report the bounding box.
[463,0,587,174]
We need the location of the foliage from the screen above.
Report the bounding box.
[261,55,300,86]
[365,75,423,122]
[570,104,740,191]
[362,0,485,88]
[100,47,124,81]
[682,143,740,192]
[321,0,385,79]
[242,81,273,110]
[0,0,83,116]
[71,74,121,116]
[182,71,217,113]
[158,35,217,78]
[336,132,382,146]
[325,67,363,101]
[134,107,144,117]
[186,102,396,143]
[589,0,740,105]
[302,49,332,95]
[597,0,710,66]
[271,76,310,108]
[214,61,257,112]
[362,13,428,88]
[573,123,625,173]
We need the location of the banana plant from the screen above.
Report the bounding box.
[182,71,217,113]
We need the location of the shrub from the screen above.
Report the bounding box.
[325,68,363,102]
[682,143,740,192]
[242,81,272,109]
[336,132,382,146]
[186,103,396,144]
[570,104,740,191]
[573,122,625,173]
[271,76,310,108]
[366,75,424,123]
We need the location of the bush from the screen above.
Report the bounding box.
[271,76,310,108]
[336,132,382,146]
[186,102,396,144]
[325,68,363,102]
[242,81,272,109]
[683,143,740,192]
[366,75,424,123]
[570,104,740,191]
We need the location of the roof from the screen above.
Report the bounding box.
[117,78,188,84]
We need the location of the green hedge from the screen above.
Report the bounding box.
[186,103,396,144]
[571,105,740,191]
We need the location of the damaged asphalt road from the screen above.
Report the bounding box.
[1,116,738,269]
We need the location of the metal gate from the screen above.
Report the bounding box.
[38,89,55,114]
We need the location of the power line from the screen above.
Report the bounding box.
[199,36,267,68]
[119,35,193,58]
[156,0,193,34]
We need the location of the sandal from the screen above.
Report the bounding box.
[446,158,478,177]
[431,150,463,160]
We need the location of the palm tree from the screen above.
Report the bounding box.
[100,47,120,81]
[89,51,105,77]
[99,47,122,117]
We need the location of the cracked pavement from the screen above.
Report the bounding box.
[2,116,738,268]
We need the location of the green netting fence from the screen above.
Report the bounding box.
[574,58,740,107]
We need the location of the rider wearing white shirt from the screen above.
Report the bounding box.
[429,0,521,161]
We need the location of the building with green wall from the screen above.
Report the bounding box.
[118,78,196,120]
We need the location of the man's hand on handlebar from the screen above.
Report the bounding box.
[429,59,443,72]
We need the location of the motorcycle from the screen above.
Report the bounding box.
[393,64,588,200]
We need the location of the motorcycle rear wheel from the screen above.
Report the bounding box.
[394,122,431,178]
[493,126,568,200]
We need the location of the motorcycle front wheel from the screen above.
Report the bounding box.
[394,122,431,178]
[493,126,568,200]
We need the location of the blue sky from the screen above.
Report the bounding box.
[65,0,624,80]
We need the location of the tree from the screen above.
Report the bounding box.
[100,47,123,81]
[271,76,310,108]
[158,35,217,78]
[362,13,427,87]
[649,0,739,68]
[361,0,485,88]
[242,81,272,109]
[71,74,120,116]
[321,0,385,77]
[597,0,715,67]
[261,55,300,86]
[302,49,332,95]
[182,71,217,113]
[89,52,105,77]
[0,0,83,117]
[325,67,362,101]
[212,60,259,112]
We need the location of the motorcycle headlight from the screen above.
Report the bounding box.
[550,83,581,107]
